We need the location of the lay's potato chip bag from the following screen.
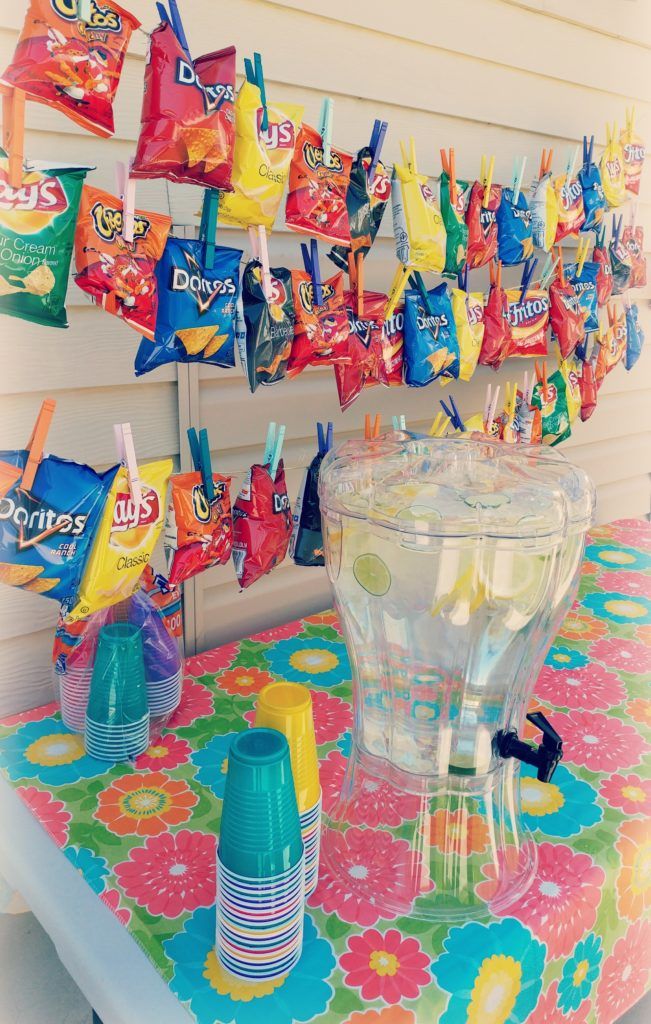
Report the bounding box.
[531,369,571,446]
[65,459,172,621]
[449,287,484,382]
[600,125,627,208]
[392,144,446,273]
[219,80,303,230]
[560,357,582,425]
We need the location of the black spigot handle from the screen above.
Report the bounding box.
[495,711,563,784]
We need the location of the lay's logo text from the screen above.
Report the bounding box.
[112,488,160,533]
[90,203,151,243]
[52,0,122,32]
[0,170,68,220]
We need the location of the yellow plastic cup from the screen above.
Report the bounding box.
[255,683,320,813]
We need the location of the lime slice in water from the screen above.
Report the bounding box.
[353,553,391,596]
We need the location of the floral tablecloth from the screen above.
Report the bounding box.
[1,519,650,1024]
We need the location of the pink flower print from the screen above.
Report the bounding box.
[167,680,214,728]
[101,888,131,926]
[591,637,650,676]
[16,786,70,848]
[311,690,353,744]
[596,919,651,1024]
[600,773,651,816]
[551,710,647,772]
[339,928,431,1005]
[254,621,303,642]
[114,830,216,919]
[185,642,240,677]
[598,571,651,600]
[320,750,422,827]
[133,735,192,772]
[535,663,625,712]
[529,980,591,1024]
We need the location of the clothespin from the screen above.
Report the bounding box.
[565,145,579,186]
[440,396,464,432]
[301,239,323,306]
[364,413,372,440]
[356,253,364,318]
[244,53,270,130]
[317,422,326,455]
[409,272,434,317]
[484,383,500,433]
[368,119,387,180]
[441,147,457,205]
[429,412,451,437]
[326,422,334,452]
[114,423,142,509]
[22,399,56,494]
[535,361,549,403]
[263,422,277,466]
[1,85,25,190]
[520,257,538,302]
[513,155,527,204]
[577,237,589,278]
[480,154,487,184]
[392,415,406,431]
[319,97,334,165]
[248,225,272,301]
[373,414,381,438]
[200,189,219,270]
[187,426,215,502]
[78,0,93,23]
[385,263,411,319]
[522,370,529,404]
[270,424,286,478]
[539,252,558,290]
[457,265,468,293]
[556,246,566,286]
[164,0,191,60]
[612,214,623,248]
[538,148,554,179]
[116,161,136,245]
[482,155,495,208]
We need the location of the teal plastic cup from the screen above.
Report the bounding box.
[86,623,148,727]
[219,729,303,879]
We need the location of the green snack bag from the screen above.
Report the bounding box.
[440,169,470,277]
[0,151,91,328]
[531,368,572,446]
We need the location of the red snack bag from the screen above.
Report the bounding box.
[232,462,292,589]
[622,225,647,289]
[1,0,139,138]
[74,185,171,338]
[132,22,235,191]
[164,471,233,586]
[286,270,350,378]
[286,123,352,244]
[549,277,586,359]
[505,287,550,359]
[479,262,511,369]
[578,359,598,422]
[334,292,403,411]
[593,235,614,307]
[553,174,585,242]
[465,181,501,270]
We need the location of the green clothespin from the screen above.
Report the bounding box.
[199,189,219,270]
[319,97,334,164]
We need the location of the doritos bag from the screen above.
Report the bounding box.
[579,358,598,421]
[449,287,484,382]
[334,292,402,411]
[465,181,501,269]
[496,187,533,266]
[329,148,391,269]
[1,0,138,137]
[290,448,325,567]
[479,263,512,370]
[553,174,585,242]
[132,23,235,191]
[623,226,647,289]
[549,277,585,360]
[0,153,90,328]
[286,270,349,378]
[164,470,232,586]
[219,80,303,230]
[565,261,599,334]
[404,282,459,386]
[593,233,614,306]
[392,143,446,273]
[134,235,241,376]
[579,137,607,232]
[600,124,627,208]
[609,232,632,296]
[241,261,294,391]
[532,369,571,446]
[621,115,645,196]
[286,123,352,245]
[65,459,172,620]
[74,185,171,338]
[530,172,558,252]
[440,171,470,276]
[232,462,292,589]
[505,287,550,358]
[625,303,645,371]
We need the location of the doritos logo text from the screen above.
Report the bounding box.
[90,203,151,243]
[51,0,122,32]
[171,252,237,314]
[273,492,291,514]
[0,495,88,543]
[175,59,234,112]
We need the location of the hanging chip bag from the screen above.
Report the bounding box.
[609,235,632,296]
[496,187,533,266]
[565,260,599,333]
[74,185,171,338]
[479,265,512,370]
[165,470,233,586]
[625,303,645,371]
[600,124,627,208]
[440,171,470,276]
[465,181,501,269]
[560,356,582,424]
[334,291,402,411]
[134,235,241,375]
[532,369,571,446]
[286,123,352,245]
[1,0,139,137]
[578,358,598,422]
[329,147,391,269]
[132,22,235,191]
[504,287,549,358]
[403,282,459,386]
[553,174,585,242]
[530,171,558,252]
[241,261,294,392]
[290,447,325,568]
[286,270,350,377]
[220,80,303,230]
[449,287,484,382]
[593,233,614,306]
[0,153,90,328]
[579,139,607,232]
[549,276,586,360]
[392,147,446,273]
[232,461,292,589]
[620,119,645,196]
[622,226,647,289]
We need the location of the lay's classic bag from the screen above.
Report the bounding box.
[65,459,173,620]
[449,288,484,382]
[329,148,391,270]
[465,181,501,269]
[1,0,139,138]
[219,81,303,230]
[625,303,645,371]
[600,125,627,208]
[565,261,599,334]
[530,172,558,252]
[0,153,90,328]
[403,283,459,386]
[392,152,446,273]
[241,261,294,392]
[134,235,241,376]
[560,357,582,425]
[440,171,470,276]
[496,187,534,266]
[286,123,352,245]
[505,287,549,358]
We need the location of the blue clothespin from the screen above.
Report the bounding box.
[317,422,325,455]
[156,2,170,24]
[440,397,464,432]
[368,120,388,180]
[302,240,323,306]
[409,272,434,317]
[168,0,191,59]
[520,257,538,303]
[457,265,468,292]
[326,422,334,452]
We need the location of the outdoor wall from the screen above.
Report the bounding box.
[1,0,650,714]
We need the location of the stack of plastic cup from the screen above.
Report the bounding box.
[255,683,322,896]
[57,649,94,733]
[129,596,182,718]
[217,729,305,980]
[84,623,150,761]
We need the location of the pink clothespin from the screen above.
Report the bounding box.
[114,422,142,509]
[116,160,136,245]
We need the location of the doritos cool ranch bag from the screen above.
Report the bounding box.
[403,282,459,386]
[329,147,391,270]
[65,459,172,621]
[1,0,139,137]
[0,153,90,328]
[392,142,446,273]
[286,123,352,245]
[220,81,303,230]
[241,261,294,392]
[74,185,171,338]
[286,270,350,378]
[135,235,241,375]
[232,462,292,589]
[505,287,549,358]
[132,22,235,191]
[165,470,233,586]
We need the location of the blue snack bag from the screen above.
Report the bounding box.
[135,234,242,376]
[579,135,607,233]
[565,260,599,334]
[496,187,533,265]
[404,279,459,386]
[625,303,645,370]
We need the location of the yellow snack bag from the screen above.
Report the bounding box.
[600,123,627,209]
[66,459,173,621]
[392,138,446,273]
[620,108,645,196]
[560,357,582,424]
[219,81,303,230]
[449,288,485,383]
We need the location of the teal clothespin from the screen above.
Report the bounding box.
[254,52,269,132]
[78,0,93,23]
[270,425,286,479]
[263,422,277,465]
[319,97,334,165]
[200,189,219,270]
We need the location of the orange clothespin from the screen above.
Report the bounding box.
[22,399,56,494]
[372,414,381,438]
[1,85,25,190]
[364,413,371,440]
[114,422,142,509]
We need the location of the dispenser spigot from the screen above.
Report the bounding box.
[495,712,563,784]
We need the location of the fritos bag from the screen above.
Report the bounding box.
[392,149,446,273]
[549,277,585,360]
[334,292,402,411]
[532,369,571,446]
[219,81,303,230]
[479,265,511,370]
[0,153,90,328]
[286,270,349,378]
[622,226,647,289]
[286,123,352,244]
[65,459,172,621]
[465,181,501,269]
[404,282,459,386]
[449,287,484,382]
[164,470,232,586]
[565,261,599,333]
[530,172,558,252]
[132,23,235,191]
[135,235,241,375]
[241,261,294,392]
[74,185,171,338]
[600,125,627,208]
[329,148,391,270]
[440,171,470,276]
[625,303,645,371]
[496,187,534,266]
[232,461,292,589]
[593,234,614,306]
[579,358,598,422]
[505,287,550,358]
[1,0,138,137]
[620,119,645,196]
[553,174,585,242]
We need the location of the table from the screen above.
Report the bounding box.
[0,519,649,1024]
